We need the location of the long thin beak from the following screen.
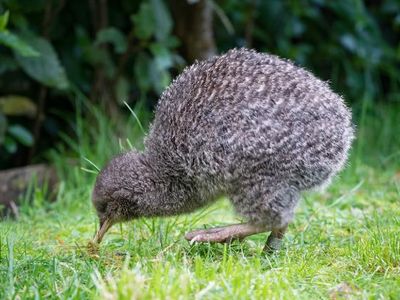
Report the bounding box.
[93,218,113,244]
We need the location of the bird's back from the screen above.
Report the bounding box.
[146,49,354,192]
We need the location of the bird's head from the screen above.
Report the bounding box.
[91,151,149,244]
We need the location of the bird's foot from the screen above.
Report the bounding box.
[185,223,266,244]
[263,236,283,253]
[262,227,287,254]
[185,226,237,243]
[185,226,227,240]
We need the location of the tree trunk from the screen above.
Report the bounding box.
[169,0,217,62]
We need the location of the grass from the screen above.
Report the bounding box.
[0,103,399,299]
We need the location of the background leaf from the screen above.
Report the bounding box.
[4,135,17,153]
[134,52,152,95]
[0,95,37,117]
[0,53,18,74]
[0,31,39,56]
[131,2,155,40]
[95,27,127,54]
[150,0,172,42]
[150,43,173,70]
[0,10,10,31]
[15,35,69,89]
[7,124,33,146]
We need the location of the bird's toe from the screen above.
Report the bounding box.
[186,230,237,244]
[185,227,226,241]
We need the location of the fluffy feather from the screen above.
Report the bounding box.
[93,48,354,230]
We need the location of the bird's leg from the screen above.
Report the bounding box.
[263,226,287,253]
[185,223,268,243]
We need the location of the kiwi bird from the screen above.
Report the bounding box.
[91,48,354,252]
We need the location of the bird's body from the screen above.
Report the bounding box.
[92,49,354,250]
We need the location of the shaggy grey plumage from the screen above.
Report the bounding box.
[92,48,354,250]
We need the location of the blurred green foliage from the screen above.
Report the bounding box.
[217,0,400,107]
[0,0,399,168]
